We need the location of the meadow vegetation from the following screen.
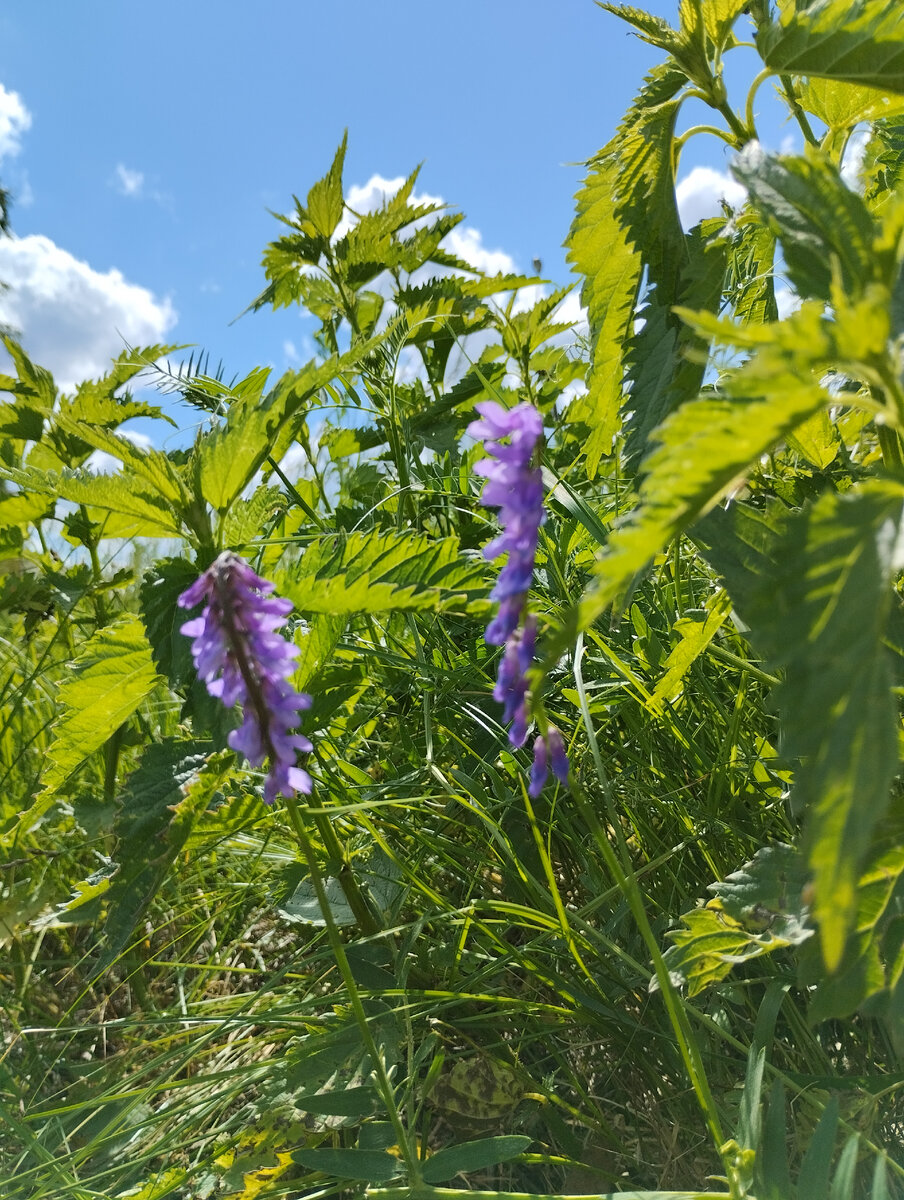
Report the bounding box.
[1,2,904,1197]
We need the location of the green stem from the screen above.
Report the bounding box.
[571,634,735,1189]
[281,792,418,1179]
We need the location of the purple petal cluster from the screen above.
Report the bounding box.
[469,401,570,793]
[178,552,312,804]
[468,401,545,646]
[529,726,570,798]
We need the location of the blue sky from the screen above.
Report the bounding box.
[0,1,791,429]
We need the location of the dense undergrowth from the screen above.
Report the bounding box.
[2,2,904,1198]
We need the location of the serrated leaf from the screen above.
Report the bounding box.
[651,590,733,706]
[0,465,184,538]
[698,485,904,969]
[662,900,807,996]
[732,144,879,302]
[95,743,231,974]
[221,485,287,547]
[295,614,346,691]
[282,530,488,615]
[802,844,904,1021]
[566,64,686,473]
[139,557,201,688]
[45,614,162,793]
[798,76,904,133]
[6,615,162,843]
[305,132,347,239]
[758,0,904,94]
[196,341,379,513]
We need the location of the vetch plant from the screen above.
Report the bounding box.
[470,400,569,789]
[178,552,313,803]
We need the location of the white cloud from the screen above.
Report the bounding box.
[0,234,176,392]
[0,84,31,165]
[675,166,747,230]
[841,126,871,191]
[113,163,144,197]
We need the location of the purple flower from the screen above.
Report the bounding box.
[493,616,537,748]
[528,735,548,799]
[469,401,544,646]
[178,552,312,804]
[528,726,570,797]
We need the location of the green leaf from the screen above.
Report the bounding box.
[221,485,287,548]
[803,844,904,1021]
[282,530,488,615]
[295,614,346,691]
[6,615,162,843]
[566,64,686,473]
[758,0,904,94]
[95,743,232,974]
[305,131,347,240]
[139,557,201,688]
[662,900,806,996]
[651,590,733,706]
[663,845,813,996]
[0,465,184,538]
[289,1148,401,1183]
[421,1135,532,1184]
[45,614,161,792]
[624,217,729,465]
[732,144,879,302]
[798,76,904,134]
[766,487,902,969]
[699,486,904,969]
[195,342,379,513]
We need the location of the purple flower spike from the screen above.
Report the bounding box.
[493,616,537,748]
[470,402,546,750]
[178,552,313,804]
[529,736,548,799]
[528,726,570,797]
[469,401,544,643]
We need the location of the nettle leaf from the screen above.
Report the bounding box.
[863,115,904,209]
[281,531,488,615]
[51,415,188,507]
[698,485,904,969]
[651,589,733,707]
[7,615,162,843]
[95,743,233,974]
[295,614,347,691]
[195,341,379,513]
[557,313,832,648]
[566,64,687,473]
[766,486,903,969]
[0,465,184,538]
[732,144,879,302]
[221,485,287,548]
[726,219,779,327]
[139,557,200,688]
[662,845,813,996]
[663,900,810,997]
[305,131,347,240]
[798,77,904,136]
[624,217,729,465]
[801,844,904,1022]
[758,0,904,95]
